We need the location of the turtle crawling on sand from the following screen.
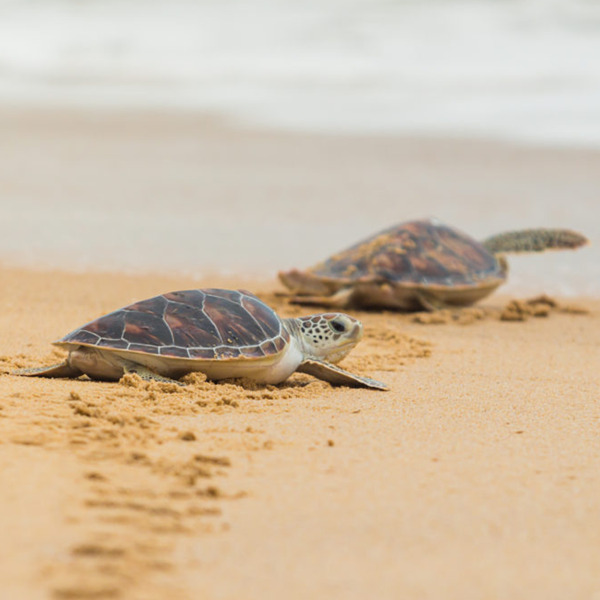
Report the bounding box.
[16,288,387,390]
[279,219,588,311]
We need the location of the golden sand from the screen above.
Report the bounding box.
[0,265,599,599]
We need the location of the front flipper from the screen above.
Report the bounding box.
[123,365,184,386]
[297,359,388,390]
[13,361,83,379]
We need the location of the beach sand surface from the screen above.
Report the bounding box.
[0,108,599,599]
[0,265,599,600]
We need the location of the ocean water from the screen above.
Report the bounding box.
[1,0,600,145]
[0,0,598,295]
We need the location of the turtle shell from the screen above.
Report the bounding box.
[309,219,503,288]
[58,289,289,360]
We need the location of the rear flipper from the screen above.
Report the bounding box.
[13,361,83,379]
[297,359,388,390]
[288,287,354,309]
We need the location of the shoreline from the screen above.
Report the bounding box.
[0,106,598,295]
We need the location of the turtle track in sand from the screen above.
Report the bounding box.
[0,377,244,600]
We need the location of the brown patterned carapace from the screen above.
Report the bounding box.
[60,289,289,360]
[309,220,502,287]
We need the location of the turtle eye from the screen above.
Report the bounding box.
[330,319,346,333]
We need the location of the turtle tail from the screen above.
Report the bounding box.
[482,229,588,254]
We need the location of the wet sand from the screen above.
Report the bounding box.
[0,107,598,294]
[0,265,599,600]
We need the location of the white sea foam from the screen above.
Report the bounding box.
[1,0,600,145]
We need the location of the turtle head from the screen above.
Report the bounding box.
[288,313,363,364]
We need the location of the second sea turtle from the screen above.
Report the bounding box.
[279,219,588,311]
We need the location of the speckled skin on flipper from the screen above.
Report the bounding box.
[15,288,387,390]
[279,219,588,311]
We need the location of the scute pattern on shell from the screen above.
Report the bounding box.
[60,289,289,360]
[309,220,503,286]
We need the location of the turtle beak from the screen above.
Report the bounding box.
[351,322,363,342]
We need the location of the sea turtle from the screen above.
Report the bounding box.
[279,219,588,311]
[16,288,387,390]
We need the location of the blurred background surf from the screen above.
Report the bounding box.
[2,0,600,144]
[0,0,598,295]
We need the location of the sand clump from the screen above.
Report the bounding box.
[111,321,433,404]
[411,294,590,325]
[500,294,589,321]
